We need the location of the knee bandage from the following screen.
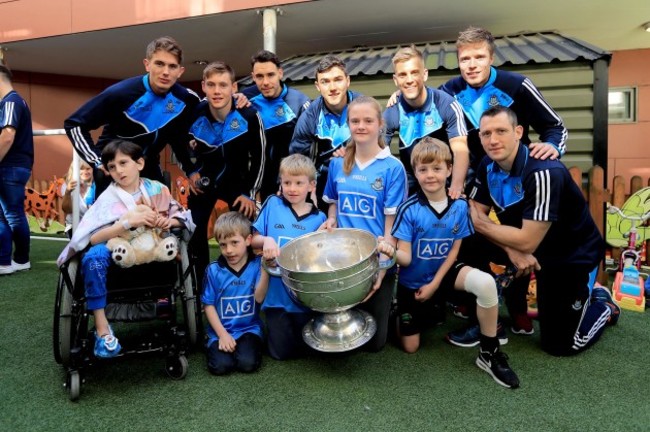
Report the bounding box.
[464,269,499,309]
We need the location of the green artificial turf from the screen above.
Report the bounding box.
[1,238,649,431]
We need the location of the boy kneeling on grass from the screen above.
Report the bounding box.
[385,137,520,389]
[202,211,269,375]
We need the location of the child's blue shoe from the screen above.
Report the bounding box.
[94,331,121,358]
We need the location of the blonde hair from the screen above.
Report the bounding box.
[410,137,452,170]
[214,211,251,240]
[456,26,496,56]
[343,96,386,176]
[392,45,424,67]
[65,160,93,183]
[279,154,317,181]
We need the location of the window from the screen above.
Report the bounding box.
[608,87,637,123]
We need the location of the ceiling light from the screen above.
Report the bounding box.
[643,22,650,33]
[193,60,208,66]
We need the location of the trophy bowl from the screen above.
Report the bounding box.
[266,228,395,352]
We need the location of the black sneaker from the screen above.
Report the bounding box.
[445,323,508,348]
[476,349,520,389]
[591,286,621,325]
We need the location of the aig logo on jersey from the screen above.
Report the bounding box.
[220,294,255,319]
[416,238,453,260]
[339,192,376,219]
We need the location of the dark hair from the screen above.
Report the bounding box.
[0,63,13,81]
[251,50,281,68]
[315,55,347,78]
[146,36,183,64]
[202,61,236,82]
[480,105,518,128]
[101,140,144,168]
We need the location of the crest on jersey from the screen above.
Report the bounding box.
[425,116,434,127]
[165,100,175,112]
[452,224,460,234]
[514,182,523,196]
[275,106,285,117]
[488,95,499,107]
[230,119,240,130]
[371,177,384,191]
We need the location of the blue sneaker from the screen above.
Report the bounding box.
[94,331,121,358]
[591,286,621,326]
[446,323,509,348]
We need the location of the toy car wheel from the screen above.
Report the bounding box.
[165,355,188,380]
[68,371,81,402]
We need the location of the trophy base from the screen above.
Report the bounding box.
[303,309,377,352]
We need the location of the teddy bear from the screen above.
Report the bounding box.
[106,205,179,268]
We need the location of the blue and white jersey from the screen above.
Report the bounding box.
[289,91,363,171]
[383,87,467,179]
[323,147,408,238]
[65,74,200,175]
[392,193,473,289]
[441,68,567,171]
[252,195,326,312]
[246,84,311,200]
[188,101,266,202]
[0,90,33,169]
[201,254,264,347]
[469,145,603,267]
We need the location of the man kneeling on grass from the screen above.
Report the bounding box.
[386,137,519,389]
[467,105,619,357]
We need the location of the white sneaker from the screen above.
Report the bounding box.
[0,265,15,275]
[11,260,31,271]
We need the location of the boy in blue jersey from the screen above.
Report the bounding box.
[0,63,34,275]
[389,137,519,389]
[245,50,311,201]
[384,46,469,199]
[441,27,568,335]
[65,36,201,196]
[187,61,266,287]
[289,55,362,211]
[468,106,618,357]
[202,211,269,375]
[251,154,327,360]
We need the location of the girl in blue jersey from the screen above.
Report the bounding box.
[322,96,408,352]
[202,212,269,375]
[251,154,327,360]
[389,137,519,389]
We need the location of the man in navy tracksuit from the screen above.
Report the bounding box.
[289,55,362,211]
[383,46,469,198]
[65,36,200,194]
[243,50,311,201]
[441,27,568,338]
[188,61,266,287]
[468,106,617,356]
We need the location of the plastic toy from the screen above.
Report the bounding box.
[606,203,650,312]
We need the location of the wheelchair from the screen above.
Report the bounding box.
[53,229,201,401]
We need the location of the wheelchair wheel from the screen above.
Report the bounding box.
[53,261,77,366]
[67,370,81,402]
[165,355,188,380]
[183,265,200,346]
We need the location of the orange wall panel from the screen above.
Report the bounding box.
[0,0,311,42]
[0,0,72,42]
[608,48,650,194]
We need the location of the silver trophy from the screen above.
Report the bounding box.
[265,228,395,352]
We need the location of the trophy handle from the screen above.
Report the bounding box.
[262,258,282,277]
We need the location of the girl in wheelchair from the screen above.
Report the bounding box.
[57,139,194,358]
